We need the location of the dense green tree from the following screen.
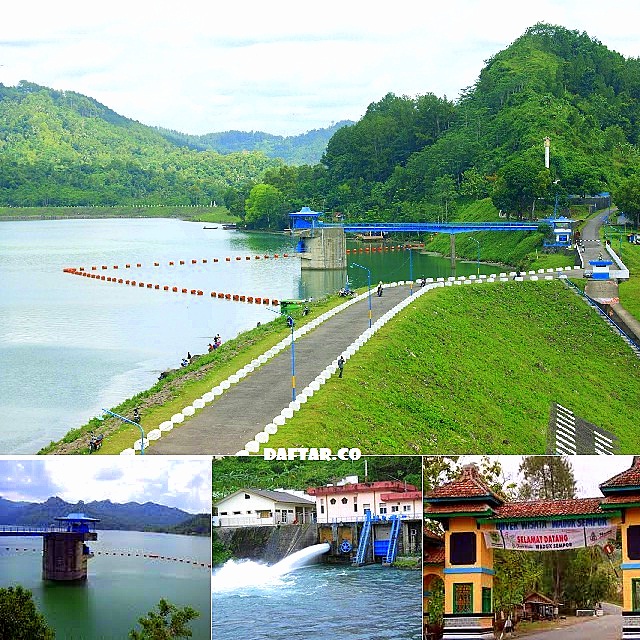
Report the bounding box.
[517,456,576,501]
[491,154,551,220]
[562,547,617,609]
[0,585,55,639]
[518,456,577,602]
[129,599,199,640]
[613,173,640,226]
[244,183,285,229]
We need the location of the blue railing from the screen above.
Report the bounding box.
[562,280,640,356]
[384,516,402,565]
[353,515,372,566]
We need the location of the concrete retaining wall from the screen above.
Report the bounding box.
[216,523,319,562]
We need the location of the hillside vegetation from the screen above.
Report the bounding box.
[0,82,278,207]
[156,121,353,165]
[263,281,640,454]
[236,23,640,234]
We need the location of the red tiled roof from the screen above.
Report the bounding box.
[600,457,640,491]
[308,481,418,496]
[424,548,445,564]
[425,502,496,516]
[425,464,504,506]
[600,493,640,506]
[423,528,445,543]
[380,491,421,501]
[491,497,605,519]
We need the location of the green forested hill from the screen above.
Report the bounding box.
[248,23,640,227]
[5,24,640,226]
[155,120,353,165]
[0,81,279,206]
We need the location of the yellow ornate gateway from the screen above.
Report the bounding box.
[423,459,640,640]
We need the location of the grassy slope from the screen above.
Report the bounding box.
[422,199,579,271]
[264,281,640,454]
[0,205,240,224]
[617,241,640,322]
[41,293,349,454]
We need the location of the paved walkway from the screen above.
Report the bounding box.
[147,268,576,455]
[513,604,621,640]
[149,283,414,455]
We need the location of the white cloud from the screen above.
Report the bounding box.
[0,457,211,514]
[1,1,640,134]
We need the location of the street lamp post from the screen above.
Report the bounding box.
[469,237,480,276]
[286,314,296,402]
[350,262,372,328]
[409,247,413,296]
[102,408,145,454]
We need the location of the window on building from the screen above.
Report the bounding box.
[482,587,492,613]
[212,507,218,516]
[453,583,473,614]
[257,510,272,518]
[232,511,241,515]
[391,505,399,512]
[450,532,477,565]
[281,511,288,523]
[220,511,228,516]
[321,505,325,514]
[353,502,358,512]
[628,525,640,560]
[403,505,411,512]
[330,498,337,505]
[341,497,348,504]
[379,505,387,514]
[633,579,640,611]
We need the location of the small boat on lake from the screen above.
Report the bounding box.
[203,226,218,229]
[221,223,237,230]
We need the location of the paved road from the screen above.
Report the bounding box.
[515,604,621,640]
[580,208,611,268]
[147,270,575,455]
[148,283,415,455]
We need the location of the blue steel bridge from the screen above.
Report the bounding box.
[289,209,545,234]
[332,221,541,234]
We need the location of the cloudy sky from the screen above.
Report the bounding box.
[461,455,635,498]
[2,1,640,136]
[0,457,211,513]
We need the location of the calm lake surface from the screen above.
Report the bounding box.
[212,563,422,640]
[0,529,211,639]
[0,218,501,453]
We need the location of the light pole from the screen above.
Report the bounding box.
[469,237,480,276]
[350,262,372,328]
[409,246,413,296]
[266,307,296,402]
[102,408,145,454]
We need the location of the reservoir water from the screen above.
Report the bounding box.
[212,561,422,639]
[0,529,211,639]
[1,218,501,453]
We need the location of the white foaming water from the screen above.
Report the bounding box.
[212,543,330,592]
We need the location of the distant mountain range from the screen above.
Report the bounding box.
[0,496,205,532]
[154,121,354,165]
[0,81,350,207]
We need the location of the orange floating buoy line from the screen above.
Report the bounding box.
[62,266,279,307]
[345,243,425,255]
[62,253,297,273]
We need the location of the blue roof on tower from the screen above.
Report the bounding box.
[55,513,100,522]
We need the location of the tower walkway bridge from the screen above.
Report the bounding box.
[330,221,542,234]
